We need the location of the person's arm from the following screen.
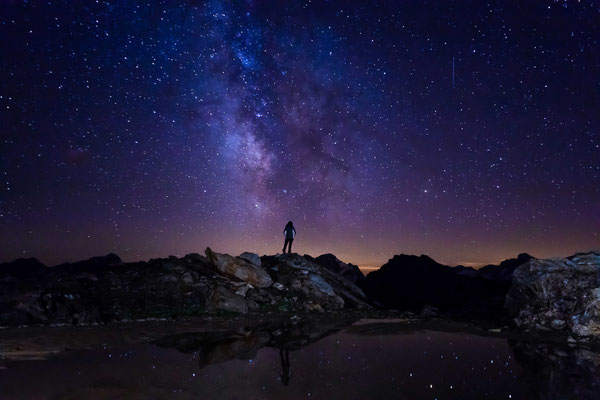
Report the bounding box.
[293,228,296,237]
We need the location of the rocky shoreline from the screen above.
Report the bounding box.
[1,248,599,343]
[0,248,370,327]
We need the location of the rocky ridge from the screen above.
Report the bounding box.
[3,248,600,342]
[0,248,369,327]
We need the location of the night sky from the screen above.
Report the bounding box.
[1,1,599,268]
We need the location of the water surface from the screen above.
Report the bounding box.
[0,318,597,399]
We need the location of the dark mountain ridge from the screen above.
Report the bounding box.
[361,253,535,316]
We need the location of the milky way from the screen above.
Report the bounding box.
[1,1,599,267]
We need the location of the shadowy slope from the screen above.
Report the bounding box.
[362,253,533,317]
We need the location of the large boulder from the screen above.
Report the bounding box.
[205,248,272,288]
[506,252,600,338]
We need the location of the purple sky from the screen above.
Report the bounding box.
[1,1,599,268]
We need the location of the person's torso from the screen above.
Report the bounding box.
[284,226,295,238]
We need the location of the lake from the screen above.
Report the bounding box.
[0,317,597,399]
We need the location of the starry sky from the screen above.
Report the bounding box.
[1,0,599,268]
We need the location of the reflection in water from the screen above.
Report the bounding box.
[152,315,356,379]
[0,317,598,399]
[509,339,600,400]
[279,350,292,386]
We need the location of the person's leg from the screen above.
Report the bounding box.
[288,239,293,253]
[282,239,287,253]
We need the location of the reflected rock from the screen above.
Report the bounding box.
[154,329,270,368]
[509,339,600,400]
[153,314,359,369]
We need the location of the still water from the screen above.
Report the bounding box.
[0,318,598,399]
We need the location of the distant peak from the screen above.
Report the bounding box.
[517,253,533,260]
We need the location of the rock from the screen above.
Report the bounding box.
[310,254,365,286]
[307,273,335,296]
[273,254,369,309]
[247,299,260,311]
[420,304,440,317]
[238,252,261,267]
[506,252,600,338]
[208,287,248,314]
[551,319,567,330]
[184,253,208,264]
[306,303,324,312]
[234,284,251,297]
[181,272,195,285]
[478,253,535,281]
[205,248,272,288]
[275,253,317,272]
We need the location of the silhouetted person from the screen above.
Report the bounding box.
[282,221,296,254]
[279,349,292,386]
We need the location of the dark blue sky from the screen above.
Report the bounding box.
[1,1,599,267]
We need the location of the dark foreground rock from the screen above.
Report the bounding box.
[0,249,369,327]
[506,252,600,339]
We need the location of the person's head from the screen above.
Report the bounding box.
[286,221,293,228]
